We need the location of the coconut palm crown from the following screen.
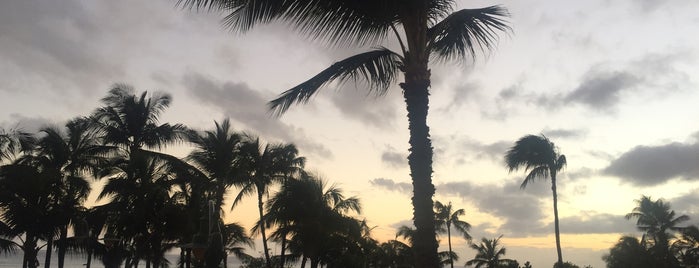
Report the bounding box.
[505,134,567,266]
[177,1,510,266]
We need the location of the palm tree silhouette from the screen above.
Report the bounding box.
[626,195,689,267]
[177,2,510,266]
[34,118,106,268]
[434,200,471,268]
[91,84,187,267]
[186,119,242,219]
[233,136,305,268]
[263,174,361,268]
[505,134,567,266]
[92,84,187,155]
[465,236,513,268]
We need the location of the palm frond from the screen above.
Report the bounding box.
[268,48,401,116]
[428,5,510,62]
[178,0,398,45]
[522,166,549,189]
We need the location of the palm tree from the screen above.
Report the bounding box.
[186,119,242,220]
[34,118,108,268]
[0,127,35,163]
[98,152,184,268]
[505,134,567,266]
[626,195,689,267]
[263,174,361,268]
[603,236,658,268]
[465,236,513,268]
[434,200,471,268]
[672,225,699,266]
[234,136,305,268]
[92,84,187,155]
[91,84,188,267]
[177,2,510,266]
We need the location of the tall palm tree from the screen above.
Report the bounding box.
[434,200,471,268]
[505,134,567,266]
[626,195,689,267]
[91,84,187,267]
[465,236,513,268]
[234,136,305,268]
[0,127,35,163]
[177,2,510,266]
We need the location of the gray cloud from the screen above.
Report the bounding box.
[670,191,699,219]
[441,82,480,112]
[563,71,640,111]
[329,88,399,129]
[381,146,407,168]
[490,51,693,118]
[369,178,412,193]
[182,72,332,158]
[0,114,57,134]
[544,213,635,234]
[373,177,634,236]
[604,142,699,186]
[542,128,587,139]
[433,135,511,165]
[480,84,522,121]
[371,177,557,236]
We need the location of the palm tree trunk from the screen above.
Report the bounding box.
[257,190,272,268]
[58,225,68,268]
[280,229,287,268]
[551,174,563,266]
[44,238,53,268]
[401,69,439,268]
[86,247,92,268]
[447,224,454,268]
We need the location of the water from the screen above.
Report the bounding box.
[0,251,243,268]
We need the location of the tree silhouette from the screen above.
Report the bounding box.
[603,236,658,268]
[626,195,689,267]
[505,134,567,266]
[465,236,513,268]
[234,136,305,268]
[262,173,360,268]
[177,2,510,266]
[434,200,471,268]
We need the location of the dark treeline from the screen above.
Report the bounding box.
[0,85,502,268]
[1,88,697,268]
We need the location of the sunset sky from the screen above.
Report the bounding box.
[2,0,699,267]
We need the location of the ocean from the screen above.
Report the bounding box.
[0,251,244,268]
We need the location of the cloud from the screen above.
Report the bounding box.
[563,71,640,112]
[329,88,399,129]
[442,82,480,112]
[0,114,57,134]
[670,191,699,219]
[542,128,587,139]
[371,177,557,237]
[381,146,407,168]
[432,135,511,164]
[373,177,634,236]
[480,84,523,120]
[604,141,699,186]
[543,213,635,234]
[182,72,332,158]
[369,178,412,193]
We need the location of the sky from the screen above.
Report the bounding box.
[1,0,699,267]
